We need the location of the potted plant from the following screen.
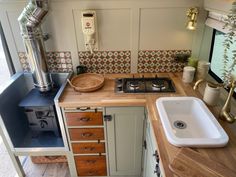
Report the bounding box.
[222,1,236,85]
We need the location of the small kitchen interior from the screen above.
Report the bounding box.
[0,0,236,176]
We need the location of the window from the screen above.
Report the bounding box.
[209,29,236,82]
[0,23,14,89]
[209,29,236,96]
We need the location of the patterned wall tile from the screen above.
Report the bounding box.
[46,52,73,72]
[138,50,191,73]
[78,51,131,74]
[18,51,73,73]
[19,50,190,74]
[18,52,31,72]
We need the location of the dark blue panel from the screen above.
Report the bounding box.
[0,74,29,147]
[18,88,59,107]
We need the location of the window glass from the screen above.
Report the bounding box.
[210,30,236,81]
[0,31,11,89]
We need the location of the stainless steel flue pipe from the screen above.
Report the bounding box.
[18,0,53,92]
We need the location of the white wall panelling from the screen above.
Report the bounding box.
[190,7,208,58]
[140,7,194,50]
[0,8,22,72]
[130,7,140,73]
[0,0,205,73]
[198,26,213,62]
[42,10,79,71]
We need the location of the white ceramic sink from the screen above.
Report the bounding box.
[156,97,229,147]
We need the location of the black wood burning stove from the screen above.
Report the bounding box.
[19,88,60,137]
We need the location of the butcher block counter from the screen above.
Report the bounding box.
[59,73,236,177]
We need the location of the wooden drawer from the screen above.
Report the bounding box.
[65,112,103,126]
[75,155,107,176]
[72,142,105,154]
[69,128,104,141]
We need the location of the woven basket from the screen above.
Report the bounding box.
[67,73,105,92]
[31,156,67,164]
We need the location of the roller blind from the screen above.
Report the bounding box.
[205,11,230,33]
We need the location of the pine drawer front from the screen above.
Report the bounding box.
[65,112,103,126]
[72,142,105,154]
[69,128,104,141]
[75,155,107,176]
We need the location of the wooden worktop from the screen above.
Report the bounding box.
[59,72,236,177]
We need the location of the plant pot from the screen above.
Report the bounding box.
[203,83,220,106]
[196,61,210,80]
[182,66,196,83]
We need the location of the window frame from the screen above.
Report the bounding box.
[0,22,15,76]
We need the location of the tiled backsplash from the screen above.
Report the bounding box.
[18,50,191,73]
[78,51,131,74]
[138,50,191,73]
[18,51,73,73]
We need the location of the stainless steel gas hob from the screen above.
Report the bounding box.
[115,75,176,93]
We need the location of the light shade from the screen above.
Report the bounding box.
[186,7,198,30]
[186,20,196,30]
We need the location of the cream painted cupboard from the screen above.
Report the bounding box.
[105,107,145,177]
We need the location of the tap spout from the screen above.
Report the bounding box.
[193,79,205,90]
[193,79,224,90]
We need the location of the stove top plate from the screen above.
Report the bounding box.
[115,77,175,93]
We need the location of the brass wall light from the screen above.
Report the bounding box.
[186,7,199,30]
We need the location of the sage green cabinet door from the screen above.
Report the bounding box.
[105,107,145,176]
[143,118,160,177]
[143,132,158,177]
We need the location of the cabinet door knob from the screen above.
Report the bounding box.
[104,115,112,121]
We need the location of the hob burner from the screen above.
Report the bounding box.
[152,80,164,88]
[129,81,140,89]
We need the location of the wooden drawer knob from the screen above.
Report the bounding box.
[81,132,93,137]
[86,160,96,164]
[78,117,91,122]
[88,170,98,175]
[82,147,95,151]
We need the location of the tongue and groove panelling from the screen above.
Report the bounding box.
[1,0,205,73]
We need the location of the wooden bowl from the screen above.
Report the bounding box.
[67,73,105,92]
